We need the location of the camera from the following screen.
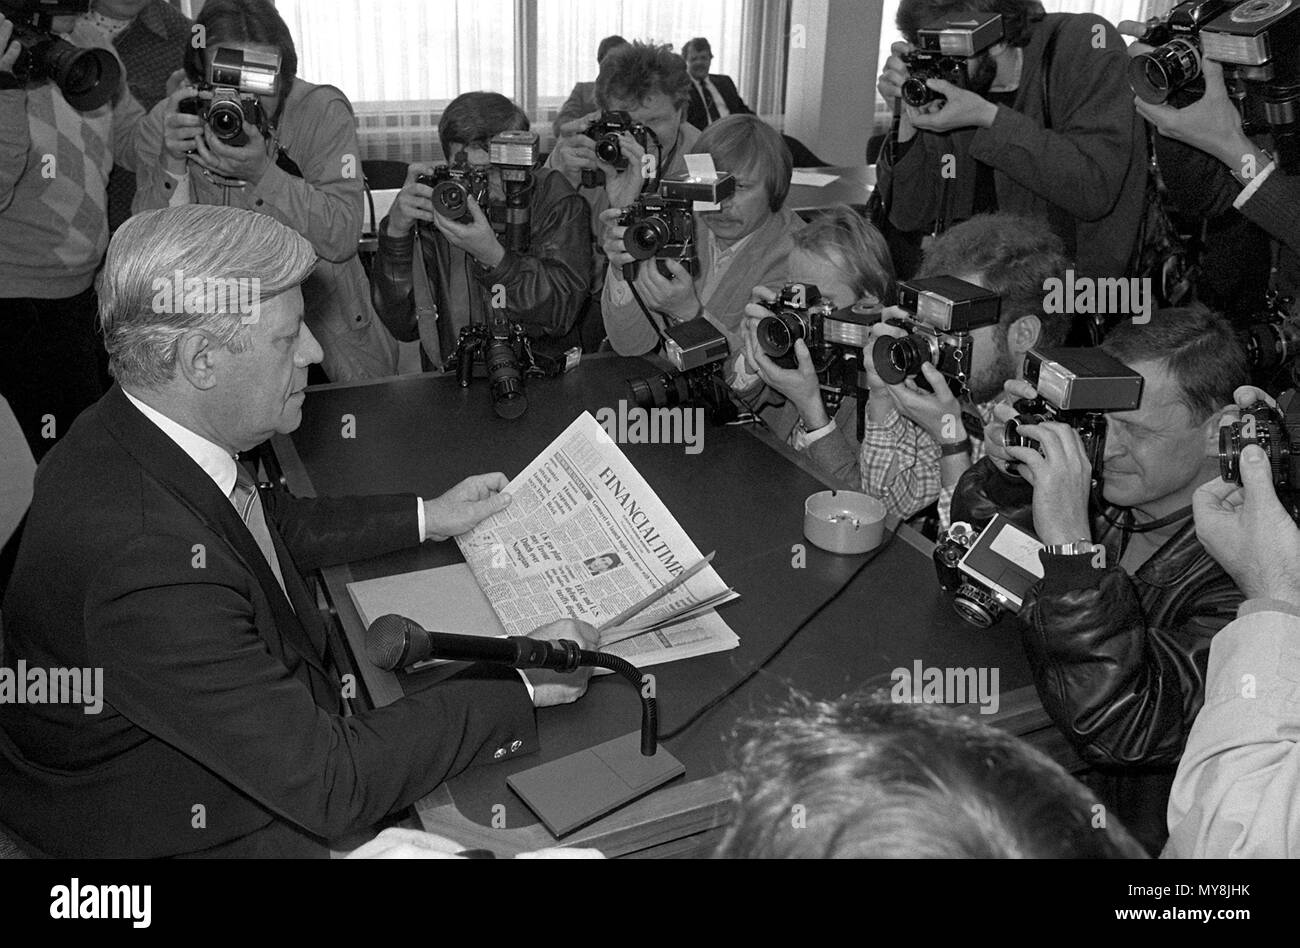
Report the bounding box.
[1240,291,1300,391]
[871,276,1001,397]
[754,284,836,370]
[1130,0,1300,170]
[617,173,736,279]
[1219,388,1300,516]
[451,316,535,420]
[934,516,1047,629]
[581,111,656,188]
[1003,348,1144,479]
[901,11,1004,108]
[0,0,120,111]
[417,156,490,226]
[1128,0,1237,108]
[626,318,738,425]
[488,130,538,253]
[178,45,280,147]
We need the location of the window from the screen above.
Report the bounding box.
[272,0,758,161]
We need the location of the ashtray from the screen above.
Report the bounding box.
[804,490,887,555]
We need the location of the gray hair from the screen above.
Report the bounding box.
[98,205,317,388]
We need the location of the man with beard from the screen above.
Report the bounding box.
[875,0,1145,283]
[855,213,1070,528]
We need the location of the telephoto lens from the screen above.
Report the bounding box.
[628,372,690,410]
[11,23,121,112]
[485,339,528,420]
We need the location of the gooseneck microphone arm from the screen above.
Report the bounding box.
[365,614,658,755]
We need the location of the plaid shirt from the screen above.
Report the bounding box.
[858,401,996,528]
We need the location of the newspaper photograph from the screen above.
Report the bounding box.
[456,412,739,665]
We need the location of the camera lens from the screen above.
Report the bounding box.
[39,38,121,112]
[486,340,527,420]
[1129,38,1201,105]
[901,76,936,108]
[432,180,470,221]
[629,372,689,410]
[953,583,1001,629]
[595,134,624,168]
[756,311,806,367]
[1218,423,1244,486]
[1263,82,1300,174]
[207,100,247,141]
[871,333,930,385]
[625,218,670,260]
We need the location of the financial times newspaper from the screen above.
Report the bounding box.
[456,412,739,666]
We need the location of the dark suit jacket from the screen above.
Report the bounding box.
[685,74,752,131]
[0,386,536,857]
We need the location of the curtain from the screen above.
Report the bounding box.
[740,0,791,120]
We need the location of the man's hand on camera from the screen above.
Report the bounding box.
[1004,420,1094,547]
[741,298,827,429]
[877,41,927,143]
[886,363,966,446]
[604,131,650,210]
[524,619,598,708]
[599,206,636,268]
[386,162,439,237]
[1132,57,1256,175]
[160,85,205,172]
[985,378,1038,471]
[435,195,505,269]
[422,473,512,542]
[0,15,21,78]
[635,258,698,322]
[196,122,272,186]
[549,111,601,188]
[909,79,999,133]
[1194,445,1300,606]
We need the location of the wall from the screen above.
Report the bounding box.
[785,0,880,166]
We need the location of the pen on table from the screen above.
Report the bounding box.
[595,551,715,636]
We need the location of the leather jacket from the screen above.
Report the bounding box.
[952,458,1243,849]
[372,166,592,366]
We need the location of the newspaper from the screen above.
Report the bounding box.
[455,412,739,666]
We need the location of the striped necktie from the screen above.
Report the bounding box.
[697,79,721,124]
[229,463,292,606]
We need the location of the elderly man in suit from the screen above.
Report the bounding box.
[0,205,596,858]
[682,37,751,130]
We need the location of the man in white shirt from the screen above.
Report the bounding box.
[0,204,596,858]
[1165,386,1300,858]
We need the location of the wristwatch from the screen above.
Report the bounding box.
[1044,539,1095,556]
[939,437,972,457]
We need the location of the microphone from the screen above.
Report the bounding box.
[365,614,587,672]
[364,612,659,756]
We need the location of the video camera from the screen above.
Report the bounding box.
[1003,348,1144,480]
[870,276,1001,397]
[417,130,539,253]
[626,318,738,426]
[901,11,1004,108]
[451,315,536,420]
[0,0,120,111]
[581,111,657,188]
[617,172,735,280]
[1219,388,1300,518]
[1129,0,1300,171]
[179,44,281,148]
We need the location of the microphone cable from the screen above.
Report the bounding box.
[658,518,903,741]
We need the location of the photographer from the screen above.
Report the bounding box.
[551,34,628,138]
[599,114,803,383]
[738,207,896,487]
[373,91,591,369]
[1128,46,1299,322]
[132,0,398,383]
[1,5,143,462]
[875,0,1146,281]
[1165,387,1300,858]
[951,308,1249,853]
[856,214,1069,524]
